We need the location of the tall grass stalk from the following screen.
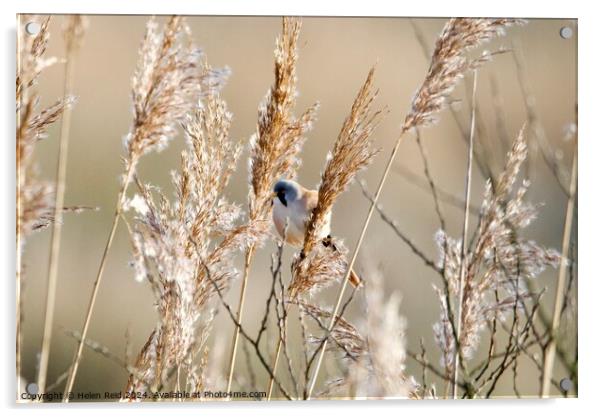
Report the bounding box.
[17,15,74,398]
[452,71,478,399]
[226,245,255,392]
[63,161,136,399]
[38,15,85,395]
[266,302,289,399]
[541,146,577,397]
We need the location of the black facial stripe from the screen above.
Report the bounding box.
[277,192,287,207]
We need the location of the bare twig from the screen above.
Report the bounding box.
[357,179,441,274]
[415,129,446,230]
[200,257,293,400]
[512,41,570,196]
[393,164,480,215]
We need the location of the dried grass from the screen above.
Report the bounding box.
[248,18,318,224]
[290,67,381,297]
[63,16,225,398]
[305,18,526,399]
[227,16,318,391]
[16,15,77,398]
[16,16,576,402]
[433,127,561,383]
[125,92,259,393]
[37,15,88,395]
[403,18,525,132]
[17,16,75,239]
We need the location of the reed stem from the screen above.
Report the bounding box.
[226,245,255,392]
[266,301,293,400]
[305,128,410,399]
[63,160,135,401]
[541,145,577,397]
[37,33,78,395]
[452,71,478,398]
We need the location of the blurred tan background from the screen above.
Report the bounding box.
[20,15,577,399]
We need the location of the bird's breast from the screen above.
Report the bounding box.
[272,199,306,247]
[272,197,331,248]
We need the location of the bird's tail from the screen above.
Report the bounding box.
[349,268,363,288]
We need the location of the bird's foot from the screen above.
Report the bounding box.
[322,235,337,252]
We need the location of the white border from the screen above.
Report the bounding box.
[2,1,598,416]
[6,0,582,17]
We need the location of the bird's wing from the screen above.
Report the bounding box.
[303,189,319,212]
[300,188,331,239]
[289,188,315,235]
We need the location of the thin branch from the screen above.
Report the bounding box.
[197,253,293,400]
[414,129,446,230]
[242,338,258,392]
[357,179,442,274]
[393,164,481,215]
[511,41,571,196]
[408,350,467,389]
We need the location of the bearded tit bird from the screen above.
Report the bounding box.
[271,179,362,288]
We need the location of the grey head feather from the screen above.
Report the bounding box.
[273,179,301,207]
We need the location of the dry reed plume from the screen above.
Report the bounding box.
[226,16,318,391]
[291,67,381,297]
[248,18,318,224]
[433,126,561,396]
[402,18,524,132]
[17,16,75,239]
[303,268,420,399]
[124,91,259,394]
[63,16,225,398]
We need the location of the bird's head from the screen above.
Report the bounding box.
[273,179,301,207]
